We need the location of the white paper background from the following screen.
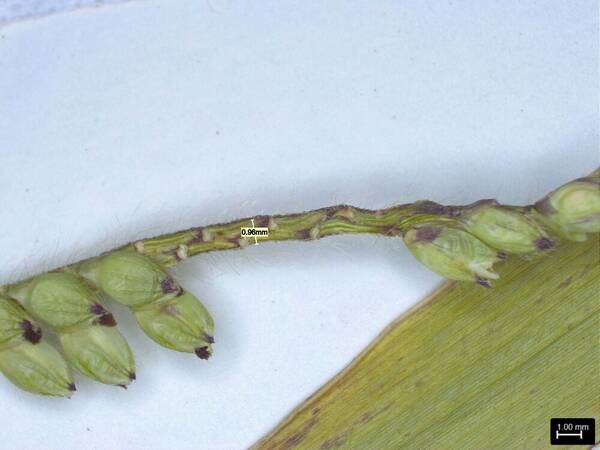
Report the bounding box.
[0,1,597,449]
[0,0,130,25]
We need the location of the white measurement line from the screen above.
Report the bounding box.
[250,219,258,245]
[556,431,583,439]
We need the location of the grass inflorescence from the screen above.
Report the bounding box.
[0,171,598,396]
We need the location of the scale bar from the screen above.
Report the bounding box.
[556,431,583,439]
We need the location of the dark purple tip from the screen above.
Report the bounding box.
[129,372,136,381]
[203,333,215,344]
[535,237,555,250]
[68,383,77,392]
[195,346,211,360]
[476,277,492,288]
[90,303,107,315]
[118,384,128,390]
[20,320,42,344]
[97,313,117,327]
[160,277,181,295]
[414,227,442,242]
[92,304,117,326]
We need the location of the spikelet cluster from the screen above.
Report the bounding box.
[0,175,597,396]
[0,251,214,396]
[403,177,599,285]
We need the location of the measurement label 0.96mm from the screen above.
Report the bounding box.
[550,418,595,445]
[240,227,269,237]
[240,219,270,245]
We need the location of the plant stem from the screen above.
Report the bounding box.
[0,201,483,291]
[128,202,465,267]
[2,166,598,289]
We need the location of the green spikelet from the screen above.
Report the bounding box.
[80,250,215,358]
[8,273,135,387]
[459,200,554,254]
[0,295,75,396]
[134,291,215,359]
[534,176,600,241]
[403,223,503,287]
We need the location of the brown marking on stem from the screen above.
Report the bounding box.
[413,201,451,216]
[225,235,242,247]
[281,417,318,450]
[255,215,270,227]
[187,228,205,244]
[297,229,312,240]
[558,276,572,289]
[497,252,507,260]
[323,207,338,219]
[319,431,350,449]
[20,320,42,344]
[354,402,394,425]
[386,226,401,236]
[449,207,462,216]
[534,196,556,215]
[414,227,442,242]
